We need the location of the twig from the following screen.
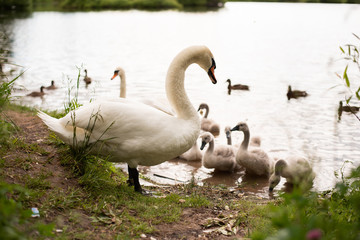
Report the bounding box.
[153,173,186,183]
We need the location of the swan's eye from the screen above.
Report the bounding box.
[114,70,119,74]
[212,58,216,69]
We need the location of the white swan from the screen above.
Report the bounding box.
[38,45,217,193]
[178,140,202,161]
[231,122,274,177]
[111,66,127,98]
[200,132,241,172]
[269,156,315,191]
[197,103,220,137]
[110,66,175,115]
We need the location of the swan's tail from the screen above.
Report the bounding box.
[37,110,86,146]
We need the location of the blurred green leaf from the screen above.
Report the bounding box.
[343,65,350,87]
[356,87,360,100]
[346,96,352,104]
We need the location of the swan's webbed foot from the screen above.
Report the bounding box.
[141,189,156,196]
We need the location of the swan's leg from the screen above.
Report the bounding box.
[127,165,134,187]
[128,166,142,193]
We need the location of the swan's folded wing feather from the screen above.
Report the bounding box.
[62,100,198,164]
[213,145,236,158]
[67,101,175,143]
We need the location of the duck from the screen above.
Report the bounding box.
[38,45,217,193]
[269,156,315,191]
[226,79,249,95]
[45,80,57,90]
[338,101,360,120]
[27,86,45,97]
[286,85,308,100]
[200,132,240,172]
[110,66,174,115]
[338,101,359,113]
[178,140,202,161]
[84,69,92,85]
[231,122,274,177]
[197,103,220,137]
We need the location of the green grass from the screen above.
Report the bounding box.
[251,166,360,240]
[0,181,55,239]
[5,101,360,239]
[2,59,359,239]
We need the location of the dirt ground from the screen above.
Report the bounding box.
[2,109,265,239]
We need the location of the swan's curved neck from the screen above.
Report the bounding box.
[165,49,200,120]
[227,135,232,145]
[119,72,126,98]
[241,130,250,150]
[275,159,287,175]
[227,80,231,87]
[207,140,214,153]
[203,105,209,118]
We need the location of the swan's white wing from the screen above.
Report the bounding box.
[140,97,175,116]
[99,97,175,116]
[60,100,198,167]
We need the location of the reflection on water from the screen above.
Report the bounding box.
[3,2,360,198]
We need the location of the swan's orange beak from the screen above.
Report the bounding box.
[208,58,217,84]
[111,71,118,80]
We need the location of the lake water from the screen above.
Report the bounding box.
[4,2,360,197]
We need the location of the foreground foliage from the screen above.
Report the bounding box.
[252,165,360,240]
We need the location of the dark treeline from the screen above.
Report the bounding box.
[228,0,360,3]
[1,0,359,12]
[0,0,226,11]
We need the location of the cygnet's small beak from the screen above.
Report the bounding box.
[269,187,274,192]
[231,125,239,132]
[200,141,207,150]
